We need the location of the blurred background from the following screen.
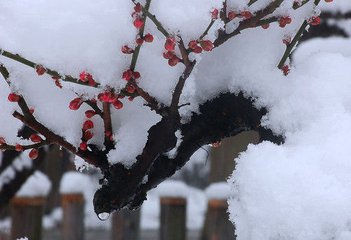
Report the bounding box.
[1,6,350,240]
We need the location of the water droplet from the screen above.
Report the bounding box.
[98,212,110,221]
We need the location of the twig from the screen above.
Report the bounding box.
[1,62,105,168]
[248,0,259,6]
[277,0,321,69]
[132,0,169,37]
[0,49,99,88]
[178,37,190,66]
[0,63,10,82]
[214,0,284,47]
[169,61,196,114]
[293,0,311,10]
[0,141,49,151]
[85,101,103,117]
[102,102,114,150]
[277,21,308,69]
[127,0,161,112]
[199,20,215,40]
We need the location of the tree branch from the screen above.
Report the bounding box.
[214,0,284,47]
[0,49,98,88]
[102,102,114,150]
[277,0,322,69]
[93,92,283,213]
[169,61,196,115]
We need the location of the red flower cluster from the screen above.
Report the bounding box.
[79,71,97,86]
[279,16,292,28]
[188,40,214,54]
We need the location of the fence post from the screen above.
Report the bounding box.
[10,196,45,240]
[111,208,140,240]
[160,197,187,240]
[201,182,235,240]
[201,199,235,240]
[61,193,85,240]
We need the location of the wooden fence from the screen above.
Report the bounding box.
[7,193,235,240]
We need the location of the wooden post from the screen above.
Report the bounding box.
[111,208,140,240]
[160,197,187,240]
[10,196,45,240]
[61,193,85,240]
[201,199,235,240]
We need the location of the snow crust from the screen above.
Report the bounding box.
[16,171,51,197]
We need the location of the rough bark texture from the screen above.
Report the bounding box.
[93,92,283,215]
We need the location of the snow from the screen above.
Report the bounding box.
[0,153,33,191]
[43,208,62,229]
[141,180,207,230]
[16,171,51,197]
[205,182,231,200]
[320,1,351,14]
[228,37,351,240]
[59,171,110,229]
[60,171,92,194]
[165,130,183,159]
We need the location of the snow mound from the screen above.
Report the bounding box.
[205,182,231,200]
[228,37,351,240]
[60,171,91,194]
[16,171,51,197]
[141,180,206,230]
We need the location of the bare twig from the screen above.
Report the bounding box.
[277,0,321,69]
[248,0,259,6]
[132,0,169,37]
[199,20,215,40]
[293,0,311,10]
[277,21,308,69]
[102,102,114,150]
[0,140,49,151]
[169,61,196,114]
[127,0,161,112]
[214,0,284,47]
[0,49,99,88]
[1,62,106,168]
